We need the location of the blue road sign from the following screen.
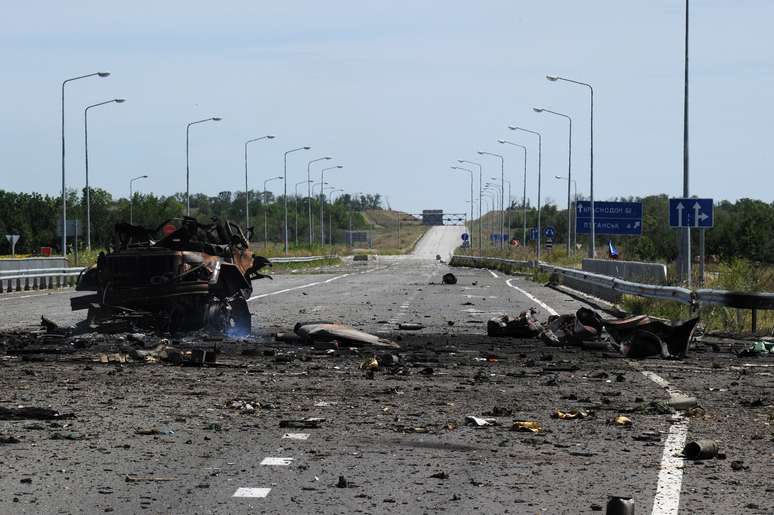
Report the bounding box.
[669,198,713,228]
[576,219,642,235]
[489,233,509,242]
[461,233,469,241]
[544,226,556,239]
[528,228,539,241]
[576,201,642,235]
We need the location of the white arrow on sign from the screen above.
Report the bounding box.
[676,202,684,227]
[692,201,709,227]
[633,221,641,229]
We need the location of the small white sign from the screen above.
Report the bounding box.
[282,433,310,440]
[232,487,271,498]
[260,457,293,466]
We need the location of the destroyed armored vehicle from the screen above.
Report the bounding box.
[71,217,271,334]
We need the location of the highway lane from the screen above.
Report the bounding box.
[1,226,769,513]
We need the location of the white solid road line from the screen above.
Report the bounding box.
[0,290,70,302]
[505,278,558,316]
[247,265,390,303]
[637,369,689,515]
[488,269,498,278]
[247,273,350,302]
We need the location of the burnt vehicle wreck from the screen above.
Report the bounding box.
[71,217,271,335]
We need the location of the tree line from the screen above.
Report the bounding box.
[0,189,381,253]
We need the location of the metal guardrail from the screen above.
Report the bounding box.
[0,257,336,294]
[451,255,774,331]
[0,267,85,294]
[269,255,334,264]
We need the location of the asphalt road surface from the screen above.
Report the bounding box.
[0,226,772,514]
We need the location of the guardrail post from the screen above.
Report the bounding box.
[751,308,758,334]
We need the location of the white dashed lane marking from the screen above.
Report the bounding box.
[282,433,310,440]
[232,487,271,498]
[488,269,498,278]
[260,457,294,466]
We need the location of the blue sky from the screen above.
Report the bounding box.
[1,1,772,215]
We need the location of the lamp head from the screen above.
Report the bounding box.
[477,151,484,155]
[211,117,222,121]
[336,165,343,168]
[141,175,148,179]
[324,156,332,160]
[303,146,311,150]
[532,107,543,113]
[546,75,559,81]
[97,71,111,78]
[266,135,275,139]
[497,139,506,144]
[114,98,126,103]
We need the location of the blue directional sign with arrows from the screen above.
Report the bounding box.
[669,198,713,228]
[575,201,643,235]
[544,226,556,239]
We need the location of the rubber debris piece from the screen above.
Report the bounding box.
[279,418,326,428]
[511,420,542,433]
[442,273,457,285]
[487,308,543,338]
[0,406,75,421]
[398,323,424,331]
[294,321,399,348]
[603,315,699,358]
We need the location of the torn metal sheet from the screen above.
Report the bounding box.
[293,321,399,348]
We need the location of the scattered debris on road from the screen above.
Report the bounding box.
[442,272,457,284]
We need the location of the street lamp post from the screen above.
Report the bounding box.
[244,135,275,237]
[451,166,474,223]
[492,177,512,243]
[283,146,311,255]
[129,175,148,225]
[498,140,528,245]
[84,98,125,251]
[61,71,111,257]
[263,176,283,248]
[555,176,578,252]
[478,151,505,248]
[546,74,594,258]
[458,160,483,253]
[294,179,312,246]
[306,157,332,244]
[319,165,343,244]
[534,107,572,255]
[507,126,542,260]
[329,189,344,247]
[186,117,222,216]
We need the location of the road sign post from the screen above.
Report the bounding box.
[5,234,20,257]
